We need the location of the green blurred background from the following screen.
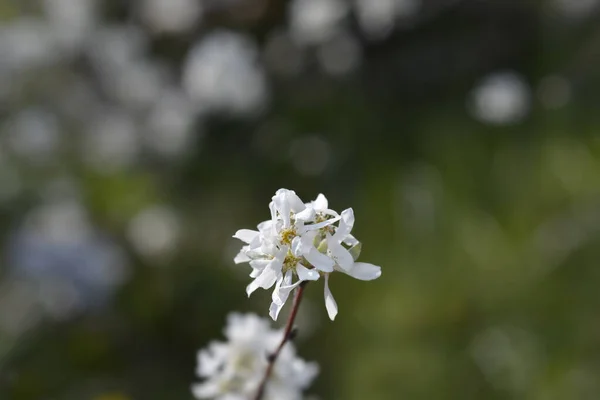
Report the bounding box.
[1,0,600,399]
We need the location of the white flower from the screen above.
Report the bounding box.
[468,71,531,125]
[234,189,338,320]
[233,189,382,321]
[182,31,268,115]
[322,207,381,320]
[192,313,318,400]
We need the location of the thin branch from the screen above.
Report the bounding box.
[253,282,307,400]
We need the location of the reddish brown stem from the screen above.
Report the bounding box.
[253,283,307,400]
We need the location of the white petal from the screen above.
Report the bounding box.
[256,267,279,289]
[196,347,222,377]
[274,282,301,307]
[249,268,261,278]
[269,300,285,321]
[192,381,221,398]
[305,247,334,272]
[273,190,291,227]
[345,262,382,281]
[313,193,328,210]
[274,272,304,306]
[283,270,293,285]
[296,263,320,281]
[234,247,251,264]
[272,272,291,305]
[333,208,354,241]
[269,201,277,223]
[246,264,279,296]
[299,229,317,249]
[343,233,359,246]
[249,259,271,270]
[271,275,285,305]
[322,208,340,217]
[257,219,274,235]
[233,229,260,244]
[305,214,341,231]
[284,189,306,212]
[324,274,338,320]
[291,236,302,257]
[260,239,277,255]
[295,206,315,221]
[327,236,354,271]
[245,279,261,297]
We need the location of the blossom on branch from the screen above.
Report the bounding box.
[233,189,382,321]
[192,313,318,400]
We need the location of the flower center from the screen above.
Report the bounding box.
[279,227,296,245]
[315,213,335,234]
[282,252,301,273]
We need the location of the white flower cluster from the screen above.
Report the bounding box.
[192,313,318,400]
[234,188,381,321]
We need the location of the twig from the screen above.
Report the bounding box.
[253,282,307,400]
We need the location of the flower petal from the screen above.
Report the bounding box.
[233,229,259,244]
[327,235,354,271]
[192,381,221,398]
[249,258,270,269]
[324,274,338,320]
[269,300,285,321]
[297,263,320,281]
[343,233,359,246]
[274,281,302,307]
[260,239,277,255]
[333,208,354,241]
[273,190,291,227]
[234,247,251,264]
[313,193,328,210]
[305,215,341,231]
[345,262,382,281]
[272,271,295,306]
[305,247,334,272]
[246,264,279,296]
[257,219,274,235]
[282,189,306,212]
[295,206,315,222]
[249,268,261,278]
[291,236,302,257]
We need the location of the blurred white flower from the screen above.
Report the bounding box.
[88,25,167,111]
[82,111,140,172]
[4,107,61,164]
[127,205,181,259]
[468,71,531,125]
[289,0,348,45]
[88,25,148,71]
[0,18,59,70]
[144,90,198,158]
[138,0,203,33]
[183,31,268,115]
[7,200,129,315]
[354,0,420,40]
[43,0,97,51]
[192,313,318,400]
[233,189,381,321]
[112,59,169,110]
